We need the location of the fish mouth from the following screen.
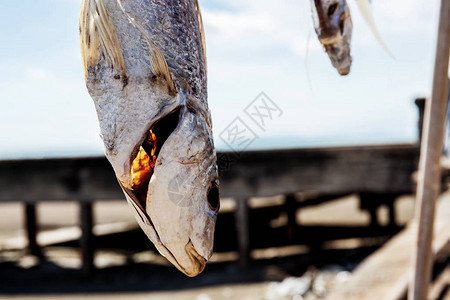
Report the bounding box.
[119,106,211,276]
[119,176,208,277]
[129,107,182,210]
[184,239,207,276]
[324,42,352,75]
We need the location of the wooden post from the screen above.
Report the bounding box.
[235,197,250,269]
[415,98,426,146]
[24,202,42,257]
[409,0,450,299]
[387,198,397,228]
[359,193,380,227]
[80,202,94,276]
[285,194,297,242]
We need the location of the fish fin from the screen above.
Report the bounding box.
[80,0,127,78]
[117,0,178,96]
[355,0,396,60]
[193,0,207,71]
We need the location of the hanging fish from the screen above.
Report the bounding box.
[80,0,219,277]
[310,0,353,75]
[310,0,394,75]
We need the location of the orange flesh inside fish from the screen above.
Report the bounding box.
[131,130,158,207]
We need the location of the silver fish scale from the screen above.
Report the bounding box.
[106,0,207,101]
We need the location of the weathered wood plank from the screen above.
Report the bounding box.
[0,144,419,203]
[220,144,418,198]
[0,157,123,202]
[324,193,450,300]
[429,266,450,300]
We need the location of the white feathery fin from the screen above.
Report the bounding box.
[355,0,396,60]
[193,0,207,72]
[117,0,177,96]
[80,0,127,78]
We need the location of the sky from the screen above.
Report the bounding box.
[0,0,442,159]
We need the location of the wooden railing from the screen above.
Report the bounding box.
[0,143,420,272]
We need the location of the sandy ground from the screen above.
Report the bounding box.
[0,195,417,300]
[0,284,268,300]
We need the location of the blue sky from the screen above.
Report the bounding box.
[0,0,442,158]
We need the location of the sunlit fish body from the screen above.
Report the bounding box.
[80,0,219,276]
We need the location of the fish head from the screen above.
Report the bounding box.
[144,96,220,276]
[310,0,353,75]
[119,91,220,277]
[80,0,219,276]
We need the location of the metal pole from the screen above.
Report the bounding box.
[409,0,450,299]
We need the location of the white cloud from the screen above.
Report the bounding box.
[203,10,274,41]
[202,1,323,61]
[374,0,438,32]
[26,68,53,80]
[346,0,439,39]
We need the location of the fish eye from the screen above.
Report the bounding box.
[207,183,220,212]
[328,3,338,17]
